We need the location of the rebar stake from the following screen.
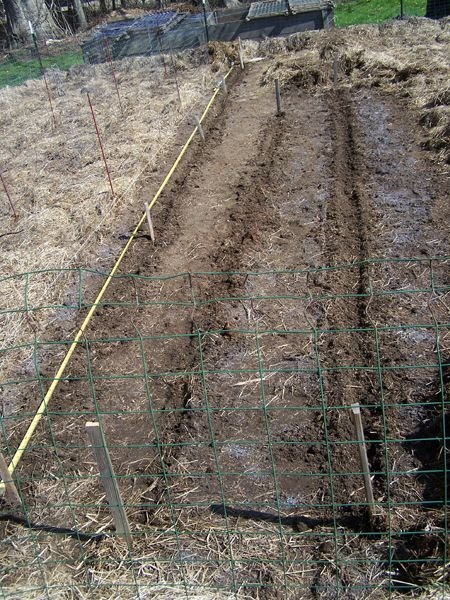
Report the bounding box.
[86,91,115,198]
[0,171,17,218]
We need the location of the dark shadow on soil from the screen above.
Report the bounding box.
[404,360,450,505]
[390,523,448,593]
[210,503,374,535]
[392,360,450,592]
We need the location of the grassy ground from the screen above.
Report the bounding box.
[0,49,83,88]
[335,0,427,26]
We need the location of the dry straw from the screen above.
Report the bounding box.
[0,53,217,380]
[245,18,450,167]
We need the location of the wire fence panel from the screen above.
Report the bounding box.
[0,258,449,598]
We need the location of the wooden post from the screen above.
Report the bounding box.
[144,202,155,243]
[351,404,375,512]
[238,37,244,70]
[86,422,132,547]
[275,78,282,115]
[0,452,21,506]
[220,75,228,94]
[193,116,205,142]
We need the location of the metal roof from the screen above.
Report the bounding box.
[289,0,334,14]
[247,0,289,20]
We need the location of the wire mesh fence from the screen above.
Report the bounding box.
[1,258,449,598]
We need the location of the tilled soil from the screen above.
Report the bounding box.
[3,61,450,598]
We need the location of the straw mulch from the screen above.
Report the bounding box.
[248,17,450,167]
[0,52,217,381]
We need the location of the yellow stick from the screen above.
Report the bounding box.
[0,67,234,491]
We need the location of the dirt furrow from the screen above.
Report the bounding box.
[314,88,376,513]
[28,62,283,522]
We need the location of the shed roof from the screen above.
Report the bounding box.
[247,0,289,20]
[247,0,333,20]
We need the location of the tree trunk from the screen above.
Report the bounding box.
[4,0,65,41]
[426,0,450,18]
[3,0,32,42]
[73,0,87,29]
[25,0,65,38]
[99,0,108,13]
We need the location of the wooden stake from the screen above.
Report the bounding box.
[275,78,282,115]
[86,422,132,547]
[220,75,228,94]
[351,404,375,512]
[193,116,205,142]
[0,452,21,506]
[144,202,155,243]
[238,37,244,70]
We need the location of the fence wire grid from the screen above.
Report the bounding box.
[0,257,449,598]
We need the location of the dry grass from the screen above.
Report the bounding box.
[243,17,450,166]
[0,52,220,381]
[0,462,388,599]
